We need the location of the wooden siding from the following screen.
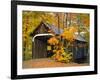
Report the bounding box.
[32,39,47,59]
[32,23,50,59]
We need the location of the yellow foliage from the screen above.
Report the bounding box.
[61,27,78,42]
[80,14,90,27]
[69,26,78,33]
[52,49,72,63]
[53,50,57,53]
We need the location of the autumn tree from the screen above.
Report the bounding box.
[22,11,90,61]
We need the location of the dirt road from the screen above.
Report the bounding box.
[23,58,89,69]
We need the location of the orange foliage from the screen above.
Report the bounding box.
[83,18,89,27]
[48,37,59,45]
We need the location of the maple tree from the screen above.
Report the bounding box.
[47,36,59,45]
[48,26,78,63]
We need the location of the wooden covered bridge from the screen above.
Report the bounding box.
[30,21,88,63]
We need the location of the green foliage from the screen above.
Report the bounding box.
[22,11,90,61]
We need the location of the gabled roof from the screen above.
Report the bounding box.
[44,22,63,34]
[30,21,63,37]
[75,34,87,42]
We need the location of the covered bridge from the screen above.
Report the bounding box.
[30,21,88,63]
[30,21,63,59]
